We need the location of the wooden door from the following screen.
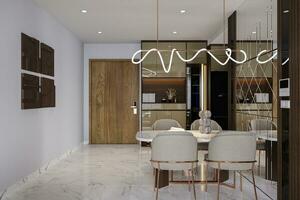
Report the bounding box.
[90,60,139,144]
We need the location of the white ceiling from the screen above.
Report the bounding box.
[33,0,245,43]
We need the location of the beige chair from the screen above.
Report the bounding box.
[205,133,257,200]
[250,119,277,131]
[249,119,277,172]
[151,132,198,200]
[152,119,182,130]
[191,119,223,131]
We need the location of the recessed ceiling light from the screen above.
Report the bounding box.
[283,10,289,13]
[97,31,103,34]
[180,9,186,14]
[252,31,257,34]
[172,31,177,34]
[81,9,88,13]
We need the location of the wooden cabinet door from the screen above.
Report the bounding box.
[90,60,139,144]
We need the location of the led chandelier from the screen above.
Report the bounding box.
[131,0,285,72]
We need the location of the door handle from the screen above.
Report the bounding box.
[131,101,137,115]
[130,101,137,108]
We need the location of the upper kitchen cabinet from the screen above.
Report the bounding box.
[187,41,207,64]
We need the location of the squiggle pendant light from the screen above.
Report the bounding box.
[256,49,289,66]
[132,0,285,71]
[131,0,247,72]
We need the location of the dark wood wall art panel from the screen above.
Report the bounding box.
[21,33,56,109]
[41,78,55,108]
[21,74,40,109]
[41,43,54,76]
[21,33,40,73]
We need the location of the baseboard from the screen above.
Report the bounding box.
[83,140,89,145]
[1,142,85,199]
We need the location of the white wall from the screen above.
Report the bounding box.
[0,0,83,192]
[83,43,140,142]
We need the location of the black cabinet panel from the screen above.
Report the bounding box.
[21,74,40,109]
[41,43,54,76]
[21,33,40,73]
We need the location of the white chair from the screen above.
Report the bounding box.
[249,119,277,172]
[205,133,257,200]
[152,119,182,130]
[151,132,198,200]
[249,119,277,131]
[191,119,223,131]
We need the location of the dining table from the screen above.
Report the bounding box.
[136,129,230,189]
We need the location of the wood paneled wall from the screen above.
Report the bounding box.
[289,0,300,199]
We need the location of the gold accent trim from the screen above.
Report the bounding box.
[204,159,256,164]
[151,160,198,164]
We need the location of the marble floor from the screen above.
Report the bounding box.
[3,145,277,200]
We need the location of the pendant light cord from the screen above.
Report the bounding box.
[223,0,226,48]
[156,0,159,49]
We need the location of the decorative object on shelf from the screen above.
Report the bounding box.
[199,110,212,134]
[166,88,176,103]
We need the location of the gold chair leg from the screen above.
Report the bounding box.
[154,169,157,191]
[258,150,261,175]
[252,165,258,200]
[205,164,208,192]
[217,163,221,200]
[240,171,243,192]
[233,171,236,188]
[188,170,191,192]
[156,165,160,200]
[191,163,196,200]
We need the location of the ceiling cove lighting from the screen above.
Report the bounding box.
[131,0,247,73]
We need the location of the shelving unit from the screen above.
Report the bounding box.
[141,41,207,130]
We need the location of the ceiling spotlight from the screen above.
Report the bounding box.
[97,31,103,34]
[81,9,88,13]
[283,10,289,13]
[172,31,177,34]
[252,31,257,34]
[180,9,186,14]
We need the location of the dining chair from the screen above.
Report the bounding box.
[205,133,257,200]
[152,119,182,130]
[249,119,277,173]
[151,132,198,200]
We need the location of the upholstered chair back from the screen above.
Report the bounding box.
[151,132,198,170]
[152,119,182,130]
[250,119,277,131]
[208,133,256,171]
